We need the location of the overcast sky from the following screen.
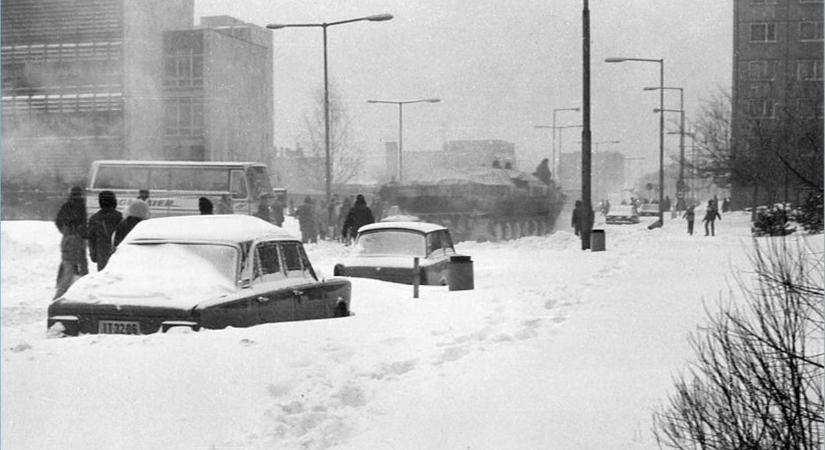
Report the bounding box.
[194,0,732,176]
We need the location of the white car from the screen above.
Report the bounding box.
[606,205,640,224]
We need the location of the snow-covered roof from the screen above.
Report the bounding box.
[123,215,297,244]
[359,221,447,234]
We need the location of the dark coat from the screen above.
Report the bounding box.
[55,196,88,263]
[342,204,375,238]
[703,208,721,222]
[88,208,122,269]
[113,216,144,248]
[296,202,316,231]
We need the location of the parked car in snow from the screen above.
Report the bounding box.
[637,203,660,217]
[605,204,640,224]
[333,221,463,285]
[47,215,351,336]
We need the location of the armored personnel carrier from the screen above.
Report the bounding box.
[378,167,566,242]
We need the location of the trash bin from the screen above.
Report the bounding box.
[448,255,474,291]
[590,229,606,252]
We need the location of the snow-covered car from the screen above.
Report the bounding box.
[605,205,640,224]
[47,215,351,336]
[333,221,463,285]
[637,203,660,217]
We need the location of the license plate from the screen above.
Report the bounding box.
[98,320,141,335]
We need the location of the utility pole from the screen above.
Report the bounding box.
[581,0,592,250]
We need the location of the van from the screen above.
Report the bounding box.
[86,160,283,218]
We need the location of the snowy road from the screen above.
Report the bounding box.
[2,213,757,449]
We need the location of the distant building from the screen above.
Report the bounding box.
[731,0,823,207]
[558,151,625,201]
[2,1,272,184]
[383,139,518,183]
[162,16,272,162]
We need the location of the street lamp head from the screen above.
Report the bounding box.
[266,24,286,30]
[366,13,394,22]
[425,98,440,103]
[643,87,659,91]
[604,57,627,63]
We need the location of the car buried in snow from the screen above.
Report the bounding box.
[605,204,640,224]
[47,215,351,337]
[637,202,661,217]
[333,221,464,285]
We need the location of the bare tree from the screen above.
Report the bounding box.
[653,237,824,449]
[302,83,364,190]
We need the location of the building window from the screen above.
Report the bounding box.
[752,0,777,4]
[799,21,823,41]
[796,99,824,118]
[748,81,772,98]
[164,97,204,136]
[164,48,203,88]
[800,0,823,3]
[797,60,823,80]
[747,60,777,80]
[750,23,777,42]
[748,99,775,118]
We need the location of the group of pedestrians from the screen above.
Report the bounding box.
[54,187,151,299]
[294,194,378,244]
[682,198,722,236]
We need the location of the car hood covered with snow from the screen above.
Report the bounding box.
[58,242,237,310]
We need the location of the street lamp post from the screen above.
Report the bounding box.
[645,86,685,210]
[552,107,580,176]
[605,56,665,226]
[267,14,393,221]
[367,98,440,183]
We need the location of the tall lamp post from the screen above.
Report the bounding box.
[552,107,580,175]
[645,86,685,210]
[605,56,665,226]
[367,98,440,183]
[267,14,393,221]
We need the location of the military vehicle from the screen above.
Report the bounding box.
[377,167,566,242]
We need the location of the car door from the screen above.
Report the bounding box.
[251,240,295,323]
[280,242,329,320]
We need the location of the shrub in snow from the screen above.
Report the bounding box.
[792,193,823,234]
[751,205,795,237]
[652,237,823,449]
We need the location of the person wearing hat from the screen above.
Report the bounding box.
[54,186,88,298]
[296,196,317,243]
[113,200,150,248]
[342,194,375,243]
[198,197,214,215]
[87,190,122,271]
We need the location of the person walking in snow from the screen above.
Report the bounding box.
[571,200,583,236]
[296,196,317,243]
[682,203,696,236]
[703,200,721,236]
[113,200,150,247]
[342,194,375,242]
[87,190,122,271]
[54,186,89,299]
[199,197,214,215]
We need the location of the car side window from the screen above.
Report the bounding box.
[253,241,284,282]
[441,230,456,254]
[427,232,444,257]
[280,242,316,280]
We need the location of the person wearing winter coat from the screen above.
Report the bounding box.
[199,197,214,215]
[342,194,375,241]
[703,200,722,236]
[682,204,696,236]
[54,186,89,299]
[338,196,352,242]
[296,196,317,243]
[571,200,583,236]
[271,195,286,227]
[113,200,150,248]
[87,190,122,271]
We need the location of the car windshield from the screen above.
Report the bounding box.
[610,206,635,215]
[107,242,238,286]
[353,230,425,257]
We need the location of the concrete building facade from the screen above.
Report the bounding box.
[2,0,194,182]
[731,0,823,207]
[2,2,272,186]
